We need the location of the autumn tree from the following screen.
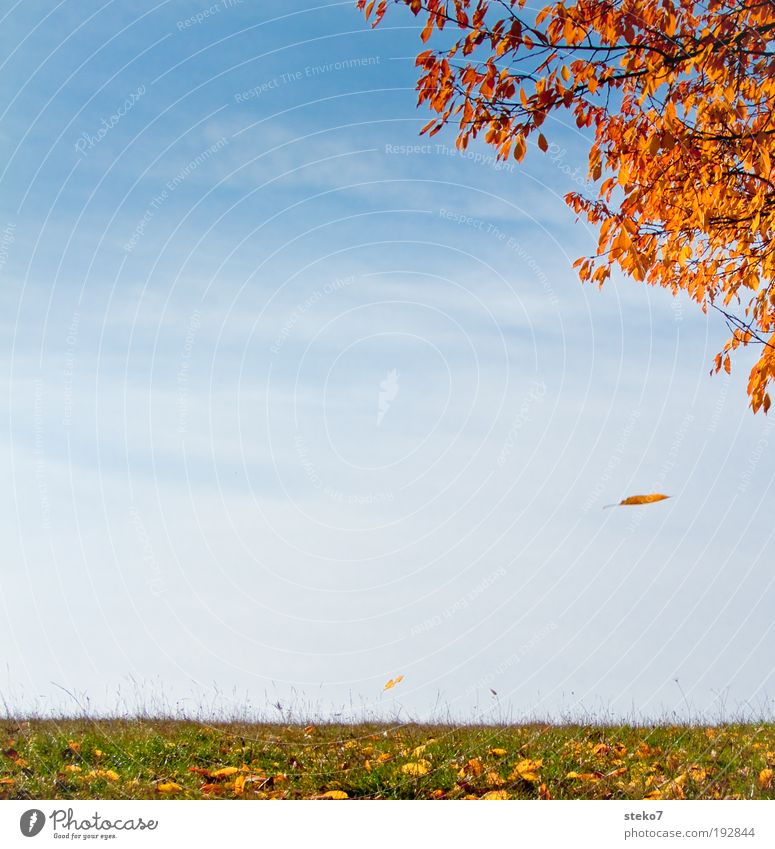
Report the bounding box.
[358,0,775,411]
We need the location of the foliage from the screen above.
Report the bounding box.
[358,0,775,411]
[2,720,775,800]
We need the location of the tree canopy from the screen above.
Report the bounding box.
[358,0,775,411]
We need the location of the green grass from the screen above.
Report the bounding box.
[2,719,774,800]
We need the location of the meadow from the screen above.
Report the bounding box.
[1,719,774,800]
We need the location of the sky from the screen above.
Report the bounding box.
[1,0,773,722]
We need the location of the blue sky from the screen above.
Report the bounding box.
[1,0,773,721]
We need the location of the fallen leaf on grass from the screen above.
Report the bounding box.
[156,782,182,794]
[0,777,15,786]
[318,790,348,799]
[566,771,602,781]
[85,769,119,782]
[210,767,240,779]
[758,769,774,790]
[460,758,484,778]
[402,760,430,777]
[488,748,508,757]
[481,790,509,799]
[511,759,543,782]
[604,494,671,509]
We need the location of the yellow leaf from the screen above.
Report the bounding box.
[758,768,774,790]
[604,493,671,508]
[319,790,348,799]
[233,774,246,796]
[486,770,505,787]
[383,675,405,691]
[481,790,510,799]
[402,760,430,776]
[512,759,542,782]
[156,782,182,794]
[210,767,240,779]
[489,748,508,757]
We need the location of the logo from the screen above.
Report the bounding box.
[20,810,46,837]
[377,369,399,425]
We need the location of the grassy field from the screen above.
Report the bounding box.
[1,719,774,800]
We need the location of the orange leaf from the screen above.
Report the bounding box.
[604,494,671,509]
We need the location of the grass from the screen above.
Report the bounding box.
[1,719,774,800]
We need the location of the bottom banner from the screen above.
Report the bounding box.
[1,800,772,848]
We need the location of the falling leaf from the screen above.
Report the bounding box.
[384,675,405,691]
[319,790,349,799]
[512,759,543,782]
[481,790,509,799]
[402,760,431,776]
[156,782,182,794]
[758,768,774,789]
[604,494,671,508]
